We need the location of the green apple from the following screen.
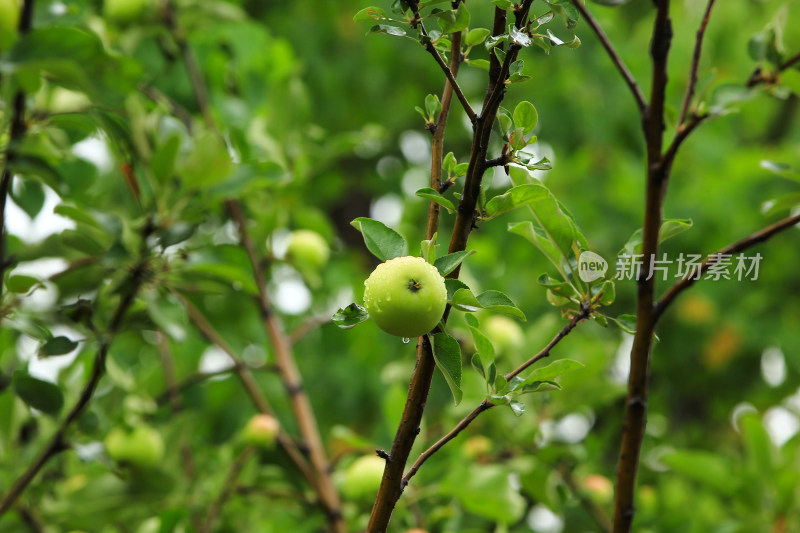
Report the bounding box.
[103,0,154,24]
[363,256,447,338]
[462,435,492,459]
[483,315,524,355]
[581,474,613,504]
[341,455,385,500]
[243,414,280,449]
[0,0,19,51]
[104,425,164,469]
[286,229,330,271]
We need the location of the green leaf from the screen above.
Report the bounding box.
[420,234,438,264]
[661,449,739,495]
[484,183,549,221]
[508,221,563,277]
[521,358,584,385]
[431,333,463,405]
[39,336,79,357]
[513,101,538,135]
[151,134,181,183]
[440,463,526,523]
[611,314,637,334]
[466,58,490,70]
[10,179,45,219]
[425,93,442,119]
[450,287,482,312]
[620,218,693,255]
[509,26,531,47]
[434,250,474,276]
[12,371,64,415]
[354,6,389,22]
[368,24,415,40]
[519,380,562,393]
[491,0,513,8]
[6,275,40,294]
[332,303,370,329]
[476,290,526,321]
[445,278,470,301]
[588,0,633,5]
[739,413,775,480]
[351,217,407,261]
[466,28,491,46]
[509,400,525,416]
[469,325,496,375]
[416,187,455,213]
[760,160,800,183]
[433,4,470,34]
[2,27,141,107]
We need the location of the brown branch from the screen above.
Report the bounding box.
[163,0,219,138]
[169,289,320,496]
[367,6,536,531]
[556,464,613,533]
[747,50,800,87]
[0,257,147,519]
[224,200,345,533]
[678,0,717,126]
[155,364,278,406]
[288,316,330,344]
[407,0,475,123]
[139,84,194,133]
[201,446,255,533]
[427,32,464,239]
[0,0,35,307]
[613,2,672,532]
[403,400,492,485]
[655,212,800,322]
[570,0,647,114]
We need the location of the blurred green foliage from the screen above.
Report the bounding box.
[1,0,799,532]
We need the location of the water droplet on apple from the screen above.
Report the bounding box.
[402,337,410,344]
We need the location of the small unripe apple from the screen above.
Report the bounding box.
[103,0,154,24]
[363,256,447,338]
[286,229,330,271]
[0,0,20,51]
[104,425,164,469]
[341,455,385,500]
[581,474,613,504]
[404,529,429,533]
[462,435,492,459]
[243,414,280,449]
[483,315,524,354]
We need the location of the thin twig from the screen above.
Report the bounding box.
[288,316,330,344]
[169,289,320,495]
[407,0,476,123]
[427,32,464,239]
[505,305,590,381]
[747,50,800,87]
[201,446,255,533]
[403,310,588,486]
[556,464,613,533]
[655,212,800,322]
[225,200,345,533]
[163,0,220,139]
[678,0,717,126]
[570,0,647,114]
